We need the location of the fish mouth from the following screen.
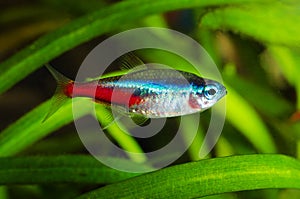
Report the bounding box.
[217,85,227,100]
[223,88,228,96]
[222,88,227,97]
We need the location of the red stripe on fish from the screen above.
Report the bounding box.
[95,87,143,107]
[69,82,143,107]
[64,82,74,98]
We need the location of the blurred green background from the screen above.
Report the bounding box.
[1,0,300,198]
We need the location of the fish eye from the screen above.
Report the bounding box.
[204,85,218,99]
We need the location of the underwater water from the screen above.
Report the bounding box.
[0,0,300,198]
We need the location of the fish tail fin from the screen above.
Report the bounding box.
[43,63,73,122]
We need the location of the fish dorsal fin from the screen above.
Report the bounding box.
[120,52,147,71]
[85,53,146,81]
[125,63,173,76]
[120,53,175,73]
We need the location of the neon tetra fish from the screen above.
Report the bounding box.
[45,58,226,122]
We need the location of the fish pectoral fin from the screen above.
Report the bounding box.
[101,114,123,130]
[129,114,150,127]
[98,104,150,130]
[101,113,150,130]
[97,105,124,130]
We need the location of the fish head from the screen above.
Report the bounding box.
[189,79,227,111]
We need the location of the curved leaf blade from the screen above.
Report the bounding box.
[200,2,300,46]
[0,0,273,94]
[225,85,277,153]
[76,154,300,198]
[0,155,143,184]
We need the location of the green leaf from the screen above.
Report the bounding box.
[0,98,145,159]
[0,99,89,156]
[76,154,300,198]
[0,0,273,94]
[94,105,147,163]
[0,187,8,199]
[200,1,300,46]
[215,136,235,157]
[0,155,143,184]
[224,73,293,118]
[225,85,277,153]
[263,45,300,109]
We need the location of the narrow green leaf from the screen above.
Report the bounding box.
[215,136,235,157]
[76,154,300,198]
[264,45,300,109]
[0,155,143,184]
[0,99,89,156]
[225,85,277,153]
[0,98,145,159]
[94,105,147,163]
[200,1,300,46]
[223,74,293,118]
[0,0,273,94]
[297,141,300,159]
[0,187,8,199]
